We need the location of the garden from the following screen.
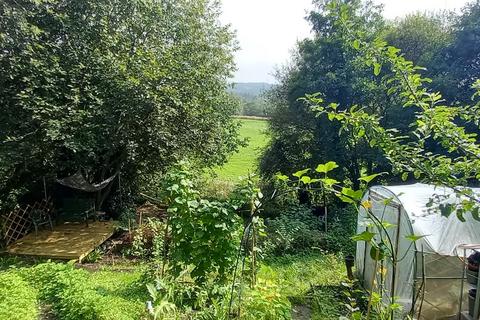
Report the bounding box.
[1,0,480,320]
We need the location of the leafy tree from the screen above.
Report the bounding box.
[0,0,240,210]
[436,1,480,104]
[384,12,454,74]
[261,0,396,188]
[307,2,480,218]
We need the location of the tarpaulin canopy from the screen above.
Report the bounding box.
[57,171,118,192]
[356,183,480,319]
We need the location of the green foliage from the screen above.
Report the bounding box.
[162,165,243,285]
[83,248,104,263]
[262,205,324,256]
[259,253,347,318]
[0,272,38,320]
[308,1,480,216]
[260,0,392,188]
[240,281,291,320]
[0,0,240,211]
[19,262,147,320]
[385,12,454,71]
[128,218,165,260]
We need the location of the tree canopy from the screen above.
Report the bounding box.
[0,0,240,210]
[261,0,480,189]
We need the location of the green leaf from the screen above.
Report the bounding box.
[472,207,480,222]
[358,173,383,184]
[275,174,289,182]
[339,195,356,204]
[439,203,455,218]
[315,161,339,174]
[353,39,360,50]
[373,63,382,76]
[293,168,310,178]
[401,172,409,181]
[300,176,312,184]
[405,234,427,242]
[369,244,386,261]
[351,231,376,242]
[341,187,364,201]
[320,178,339,186]
[381,222,396,229]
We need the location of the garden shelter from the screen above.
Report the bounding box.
[356,183,480,319]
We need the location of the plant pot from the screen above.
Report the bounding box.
[467,268,479,285]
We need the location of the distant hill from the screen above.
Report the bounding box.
[229,82,273,101]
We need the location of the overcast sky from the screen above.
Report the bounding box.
[221,0,472,83]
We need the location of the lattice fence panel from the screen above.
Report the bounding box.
[3,198,54,246]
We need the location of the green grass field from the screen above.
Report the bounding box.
[215,118,269,181]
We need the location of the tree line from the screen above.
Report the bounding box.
[261,0,480,188]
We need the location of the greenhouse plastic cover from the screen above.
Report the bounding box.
[356,183,480,318]
[370,183,480,256]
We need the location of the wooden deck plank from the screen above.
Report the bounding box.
[7,221,115,261]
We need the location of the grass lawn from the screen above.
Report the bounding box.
[215,118,269,181]
[259,253,347,319]
[0,253,347,320]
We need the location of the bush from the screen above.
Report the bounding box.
[128,218,165,260]
[262,205,324,256]
[322,205,357,255]
[240,281,291,320]
[262,204,357,256]
[0,272,38,320]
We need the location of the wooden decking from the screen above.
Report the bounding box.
[7,221,115,262]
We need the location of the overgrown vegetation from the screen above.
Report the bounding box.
[0,0,241,213]
[1,0,480,319]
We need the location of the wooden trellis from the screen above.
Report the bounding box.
[3,198,53,246]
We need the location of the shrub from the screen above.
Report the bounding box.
[0,272,38,320]
[262,205,324,256]
[322,205,357,255]
[262,204,357,256]
[240,281,291,320]
[128,218,165,260]
[161,165,243,285]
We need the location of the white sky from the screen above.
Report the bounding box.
[221,0,472,83]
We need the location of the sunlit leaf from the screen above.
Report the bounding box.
[359,173,383,183]
[352,231,376,242]
[405,234,427,242]
[293,168,310,178]
[315,161,339,174]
